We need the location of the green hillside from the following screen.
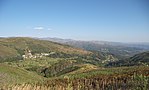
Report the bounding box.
[106,51,149,67]
[0,64,44,87]
[0,37,91,62]
[130,51,149,64]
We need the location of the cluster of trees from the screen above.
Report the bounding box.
[40,60,75,77]
[47,52,102,65]
[48,52,76,58]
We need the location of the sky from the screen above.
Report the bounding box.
[0,0,149,42]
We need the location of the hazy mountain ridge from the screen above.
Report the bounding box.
[41,37,149,59]
[41,37,149,48]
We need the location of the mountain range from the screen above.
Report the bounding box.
[41,37,149,59]
[0,37,91,62]
[106,51,149,67]
[0,37,149,89]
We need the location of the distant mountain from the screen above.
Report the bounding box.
[0,37,91,62]
[106,51,149,67]
[0,37,120,66]
[1,37,148,64]
[41,37,149,59]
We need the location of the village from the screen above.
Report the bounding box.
[22,48,54,59]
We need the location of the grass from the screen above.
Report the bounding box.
[4,57,61,69]
[65,64,99,75]
[60,66,149,79]
[0,63,44,87]
[1,62,149,89]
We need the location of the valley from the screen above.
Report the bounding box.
[1,0,149,89]
[0,37,149,90]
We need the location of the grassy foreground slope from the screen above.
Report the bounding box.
[0,64,44,87]
[1,66,149,90]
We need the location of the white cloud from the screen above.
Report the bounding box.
[33,27,44,30]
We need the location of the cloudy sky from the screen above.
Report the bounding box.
[0,0,149,42]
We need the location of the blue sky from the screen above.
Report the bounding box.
[0,0,149,42]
